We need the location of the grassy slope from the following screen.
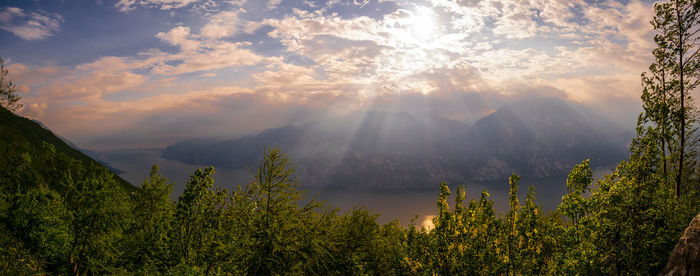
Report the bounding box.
[0,107,136,191]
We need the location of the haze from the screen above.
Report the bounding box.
[0,0,664,150]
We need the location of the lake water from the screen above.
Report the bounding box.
[96,148,611,226]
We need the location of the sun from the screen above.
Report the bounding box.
[410,6,437,41]
[375,5,443,95]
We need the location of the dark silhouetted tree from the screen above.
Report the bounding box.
[0,56,21,112]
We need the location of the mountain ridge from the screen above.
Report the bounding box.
[0,107,135,191]
[162,97,630,189]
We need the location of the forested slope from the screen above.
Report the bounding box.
[0,106,134,191]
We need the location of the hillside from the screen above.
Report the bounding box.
[162,97,629,189]
[0,107,135,191]
[459,97,626,181]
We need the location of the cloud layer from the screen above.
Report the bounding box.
[3,0,659,149]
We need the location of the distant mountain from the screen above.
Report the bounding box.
[162,97,630,190]
[458,97,626,181]
[0,107,134,191]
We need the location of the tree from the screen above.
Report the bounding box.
[64,165,130,275]
[244,147,325,274]
[171,166,222,268]
[504,174,520,273]
[556,160,597,274]
[670,0,700,197]
[7,188,70,272]
[517,186,550,274]
[123,165,174,271]
[641,10,674,179]
[329,208,382,274]
[431,182,454,274]
[586,126,678,274]
[559,159,593,226]
[0,56,21,112]
[648,0,700,197]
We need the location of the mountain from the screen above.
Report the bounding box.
[162,98,629,190]
[31,119,124,175]
[459,97,626,181]
[0,107,135,191]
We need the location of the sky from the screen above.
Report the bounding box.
[0,0,660,150]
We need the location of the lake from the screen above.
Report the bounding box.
[96,148,611,226]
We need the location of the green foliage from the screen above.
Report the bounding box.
[585,126,689,274]
[7,188,70,269]
[244,147,327,274]
[172,166,231,272]
[122,165,174,271]
[0,228,43,274]
[559,159,592,225]
[643,0,700,197]
[0,141,697,275]
[0,105,134,191]
[64,165,131,275]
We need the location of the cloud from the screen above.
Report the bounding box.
[148,33,265,75]
[43,71,147,101]
[267,0,283,10]
[9,60,147,103]
[226,0,247,6]
[115,0,201,12]
[200,10,239,39]
[155,26,200,51]
[0,7,63,40]
[20,81,343,149]
[232,0,654,126]
[72,21,264,78]
[10,0,660,149]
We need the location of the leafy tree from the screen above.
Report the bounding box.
[329,208,381,274]
[516,186,552,274]
[2,152,39,193]
[122,165,174,271]
[244,146,325,274]
[0,228,42,274]
[0,56,21,112]
[403,216,431,274]
[583,126,688,274]
[374,220,411,274]
[467,191,501,273]
[559,159,593,226]
[556,160,596,274]
[64,165,130,275]
[7,188,70,272]
[504,173,520,273]
[431,182,453,274]
[171,166,223,269]
[643,3,675,179]
[648,0,700,197]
